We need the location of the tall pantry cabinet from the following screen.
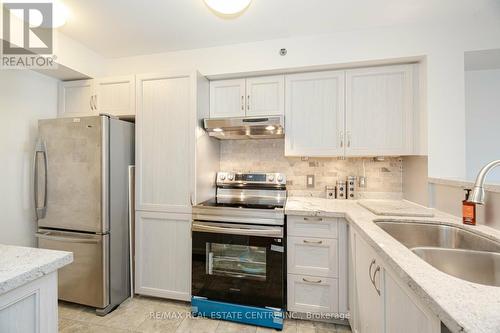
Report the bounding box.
[134,71,219,301]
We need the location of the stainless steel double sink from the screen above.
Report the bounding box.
[375,221,500,287]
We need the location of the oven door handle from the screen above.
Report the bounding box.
[192,223,283,238]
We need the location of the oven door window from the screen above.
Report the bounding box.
[208,243,266,281]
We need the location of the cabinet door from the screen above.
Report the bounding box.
[246,75,284,116]
[354,235,384,333]
[288,236,338,277]
[348,228,360,333]
[135,211,191,301]
[345,65,413,156]
[136,73,194,213]
[58,80,95,117]
[285,71,345,156]
[94,76,135,116]
[209,79,246,118]
[287,274,338,314]
[384,269,440,333]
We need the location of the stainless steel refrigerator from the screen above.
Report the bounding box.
[34,115,134,315]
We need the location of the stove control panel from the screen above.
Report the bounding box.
[217,172,286,186]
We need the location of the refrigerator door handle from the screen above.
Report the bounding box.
[35,231,102,244]
[33,139,48,220]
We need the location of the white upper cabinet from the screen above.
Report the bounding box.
[58,80,95,117]
[94,76,135,116]
[246,75,284,116]
[135,72,195,213]
[284,64,418,157]
[285,71,345,157]
[209,75,285,118]
[58,76,136,117]
[209,79,246,118]
[345,65,414,156]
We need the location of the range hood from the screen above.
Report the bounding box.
[203,116,284,140]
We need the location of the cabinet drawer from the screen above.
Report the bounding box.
[287,274,338,314]
[287,215,338,238]
[288,236,338,277]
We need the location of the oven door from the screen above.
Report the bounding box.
[192,221,284,309]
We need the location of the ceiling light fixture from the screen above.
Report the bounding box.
[213,128,223,132]
[203,0,252,15]
[265,125,276,131]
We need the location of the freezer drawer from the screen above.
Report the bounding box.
[36,230,109,308]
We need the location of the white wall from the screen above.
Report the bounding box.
[0,70,58,246]
[465,69,500,183]
[106,18,500,180]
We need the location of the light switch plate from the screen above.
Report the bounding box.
[307,175,315,188]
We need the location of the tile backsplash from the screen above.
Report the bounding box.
[220,139,403,198]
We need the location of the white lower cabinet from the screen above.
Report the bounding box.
[384,271,440,333]
[135,211,191,301]
[287,216,348,319]
[287,274,338,314]
[350,227,440,333]
[352,230,384,333]
[287,236,338,277]
[0,272,58,333]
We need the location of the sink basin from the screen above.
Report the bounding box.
[375,221,500,253]
[412,247,500,287]
[375,221,500,286]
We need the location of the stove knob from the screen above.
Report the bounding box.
[227,174,234,181]
[268,175,275,182]
[277,175,284,183]
[219,174,226,181]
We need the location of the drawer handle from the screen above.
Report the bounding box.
[304,217,323,222]
[302,278,322,284]
[303,239,323,244]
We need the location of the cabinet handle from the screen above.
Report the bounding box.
[302,277,322,284]
[247,95,250,111]
[241,96,244,110]
[303,239,323,244]
[340,131,344,148]
[369,259,376,284]
[347,131,351,148]
[373,266,381,296]
[90,96,94,110]
[94,94,98,110]
[189,193,194,206]
[304,217,322,222]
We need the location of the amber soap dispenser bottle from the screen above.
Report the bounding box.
[462,189,476,225]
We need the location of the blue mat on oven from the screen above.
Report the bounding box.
[191,296,284,330]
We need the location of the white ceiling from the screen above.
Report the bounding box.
[59,0,500,59]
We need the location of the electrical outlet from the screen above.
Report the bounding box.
[306,175,315,188]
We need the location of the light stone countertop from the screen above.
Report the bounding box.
[285,197,500,333]
[358,199,435,217]
[0,244,73,295]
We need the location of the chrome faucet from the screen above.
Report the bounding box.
[469,160,500,205]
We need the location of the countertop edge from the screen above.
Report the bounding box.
[0,251,73,296]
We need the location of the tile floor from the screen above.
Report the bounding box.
[58,296,352,333]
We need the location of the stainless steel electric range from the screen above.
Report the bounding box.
[192,172,287,311]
